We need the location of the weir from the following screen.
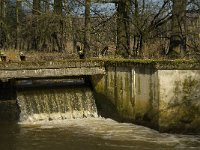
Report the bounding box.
[0,78,98,122]
[0,60,103,122]
[91,60,200,134]
[17,84,98,122]
[0,59,200,134]
[0,60,105,80]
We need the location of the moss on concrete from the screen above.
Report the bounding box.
[159,73,200,134]
[0,58,199,70]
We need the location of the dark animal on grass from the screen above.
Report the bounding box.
[77,44,84,59]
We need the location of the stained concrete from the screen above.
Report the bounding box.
[91,62,200,134]
[92,65,158,128]
[158,70,200,133]
[0,60,105,80]
[0,68,105,79]
[0,59,200,134]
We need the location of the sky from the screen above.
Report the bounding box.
[10,0,116,16]
[77,3,116,16]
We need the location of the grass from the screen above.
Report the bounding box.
[0,49,199,70]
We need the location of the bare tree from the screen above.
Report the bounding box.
[42,0,50,13]
[84,0,91,57]
[33,0,41,15]
[168,0,187,57]
[54,0,62,15]
[1,0,199,60]
[116,0,131,58]
[131,0,172,58]
[15,0,22,49]
[0,0,6,48]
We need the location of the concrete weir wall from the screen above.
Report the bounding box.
[158,70,200,133]
[0,60,105,79]
[91,62,200,134]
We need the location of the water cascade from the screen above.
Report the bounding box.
[17,83,98,122]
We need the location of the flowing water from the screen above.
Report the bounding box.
[17,85,98,122]
[0,119,200,150]
[0,82,199,150]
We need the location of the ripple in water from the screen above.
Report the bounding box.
[17,118,200,150]
[14,85,200,150]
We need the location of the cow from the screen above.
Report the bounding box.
[76,43,85,59]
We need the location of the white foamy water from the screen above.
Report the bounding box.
[17,86,98,122]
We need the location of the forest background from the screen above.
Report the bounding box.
[0,0,199,60]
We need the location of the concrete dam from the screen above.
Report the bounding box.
[0,59,200,134]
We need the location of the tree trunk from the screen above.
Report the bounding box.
[135,0,139,18]
[15,0,22,49]
[0,0,5,48]
[64,0,69,13]
[132,0,139,57]
[116,0,131,58]
[142,0,145,13]
[32,0,41,50]
[0,0,3,48]
[0,0,3,22]
[33,0,41,15]
[53,0,63,52]
[169,0,187,58]
[54,0,62,15]
[84,0,91,58]
[43,0,50,13]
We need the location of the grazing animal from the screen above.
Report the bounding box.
[100,46,108,56]
[0,51,7,62]
[76,44,84,59]
[20,52,26,61]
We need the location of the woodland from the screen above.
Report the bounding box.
[0,0,199,60]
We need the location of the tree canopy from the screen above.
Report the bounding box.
[0,0,199,59]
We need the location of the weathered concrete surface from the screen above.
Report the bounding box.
[91,64,158,128]
[158,70,200,133]
[0,60,105,80]
[91,61,200,134]
[0,68,105,79]
[1,59,200,134]
[0,60,103,69]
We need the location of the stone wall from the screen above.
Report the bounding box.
[91,62,200,134]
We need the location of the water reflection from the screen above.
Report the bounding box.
[0,118,199,150]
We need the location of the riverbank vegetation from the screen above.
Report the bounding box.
[0,0,199,61]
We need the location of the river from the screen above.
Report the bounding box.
[0,118,199,150]
[0,80,199,150]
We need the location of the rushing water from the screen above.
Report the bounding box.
[17,84,98,122]
[0,81,199,150]
[0,119,200,150]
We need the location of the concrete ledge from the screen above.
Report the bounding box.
[0,67,105,79]
[0,60,103,70]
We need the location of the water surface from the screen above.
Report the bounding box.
[0,118,199,150]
